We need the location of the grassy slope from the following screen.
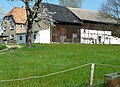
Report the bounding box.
[0,45,6,50]
[0,44,120,87]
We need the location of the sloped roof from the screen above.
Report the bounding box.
[6,7,27,24]
[68,7,117,24]
[6,4,81,24]
[41,3,81,24]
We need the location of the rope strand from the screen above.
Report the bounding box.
[0,63,91,83]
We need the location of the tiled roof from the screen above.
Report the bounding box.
[6,7,27,24]
[68,7,117,24]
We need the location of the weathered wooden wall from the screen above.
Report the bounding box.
[52,24,81,43]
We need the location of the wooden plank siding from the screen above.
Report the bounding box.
[81,21,119,31]
[52,24,81,43]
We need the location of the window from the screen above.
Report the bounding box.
[20,24,23,29]
[10,25,14,30]
[98,36,101,43]
[10,34,14,40]
[73,34,77,38]
[3,26,7,31]
[34,34,36,39]
[3,37,7,41]
[1,30,3,34]
[19,36,22,40]
[5,17,10,20]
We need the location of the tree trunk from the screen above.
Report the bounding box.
[25,2,33,48]
[26,18,32,47]
[25,0,42,47]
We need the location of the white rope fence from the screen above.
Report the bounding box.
[0,63,92,83]
[95,63,120,68]
[89,63,120,87]
[0,62,120,86]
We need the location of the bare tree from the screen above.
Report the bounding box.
[59,0,84,8]
[99,0,120,37]
[22,0,42,47]
[0,6,5,16]
[100,0,120,23]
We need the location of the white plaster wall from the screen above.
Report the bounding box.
[81,29,112,44]
[110,36,120,44]
[34,29,50,43]
[16,34,26,44]
[0,29,3,35]
[16,29,50,44]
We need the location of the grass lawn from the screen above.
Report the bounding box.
[0,44,120,87]
[0,44,6,50]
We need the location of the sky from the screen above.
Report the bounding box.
[0,0,106,14]
[45,0,106,10]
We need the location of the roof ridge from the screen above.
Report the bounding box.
[68,7,99,12]
[6,7,25,16]
[68,7,117,23]
[5,7,27,24]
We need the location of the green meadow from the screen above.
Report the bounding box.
[0,44,120,87]
[0,44,6,50]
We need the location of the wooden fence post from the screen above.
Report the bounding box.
[89,64,95,87]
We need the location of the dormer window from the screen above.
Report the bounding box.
[5,17,10,20]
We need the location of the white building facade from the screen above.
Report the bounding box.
[34,29,50,43]
[15,29,50,44]
[81,29,120,44]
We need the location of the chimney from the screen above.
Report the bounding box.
[22,6,25,9]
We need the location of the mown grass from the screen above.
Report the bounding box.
[0,44,120,87]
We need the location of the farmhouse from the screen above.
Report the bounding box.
[1,7,27,44]
[1,3,120,44]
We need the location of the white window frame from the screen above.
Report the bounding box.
[3,37,7,40]
[10,25,14,30]
[10,34,14,40]
[3,26,7,31]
